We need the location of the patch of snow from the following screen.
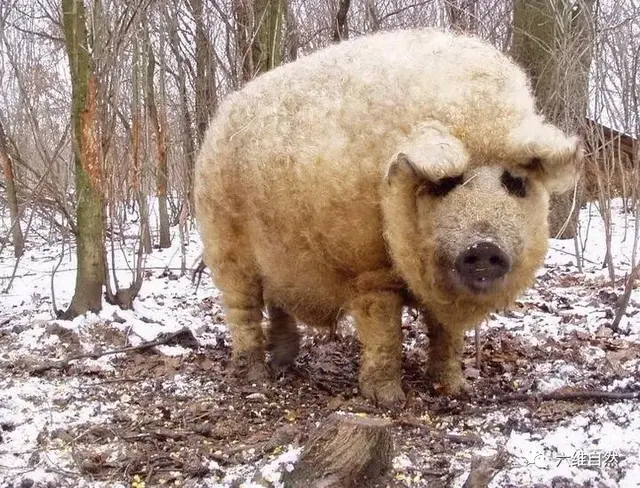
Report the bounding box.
[608,376,635,391]
[533,361,579,393]
[393,453,413,470]
[255,446,302,487]
[619,464,640,488]
[0,377,114,473]
[493,402,640,487]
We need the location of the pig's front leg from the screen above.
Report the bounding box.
[426,317,470,395]
[351,291,405,409]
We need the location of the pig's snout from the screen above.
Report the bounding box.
[455,241,511,292]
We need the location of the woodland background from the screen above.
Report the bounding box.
[0,0,638,319]
[1,2,640,487]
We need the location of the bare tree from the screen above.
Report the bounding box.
[60,0,105,318]
[144,22,171,249]
[190,0,218,143]
[132,28,153,254]
[284,3,300,61]
[0,116,24,257]
[332,0,351,42]
[447,0,478,33]
[235,0,288,83]
[511,0,596,239]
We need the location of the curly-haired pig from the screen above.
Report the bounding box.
[194,27,582,408]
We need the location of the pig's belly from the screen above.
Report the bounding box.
[258,248,350,327]
[245,189,388,325]
[249,223,359,326]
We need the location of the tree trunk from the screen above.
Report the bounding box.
[447,0,478,33]
[511,0,594,239]
[0,117,24,258]
[190,0,218,143]
[234,0,287,84]
[285,6,299,62]
[144,27,171,249]
[256,0,287,72]
[178,74,196,214]
[171,2,201,214]
[131,28,152,254]
[332,0,351,42]
[234,0,254,83]
[61,0,105,318]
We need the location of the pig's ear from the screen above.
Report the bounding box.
[385,153,421,184]
[385,122,470,185]
[508,119,583,194]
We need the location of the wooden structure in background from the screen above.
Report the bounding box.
[582,119,637,202]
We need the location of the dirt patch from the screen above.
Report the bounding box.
[9,304,635,487]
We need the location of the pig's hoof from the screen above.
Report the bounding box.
[247,362,271,384]
[267,335,300,371]
[430,369,470,396]
[360,378,406,410]
[232,352,270,385]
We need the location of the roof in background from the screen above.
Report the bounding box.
[584,118,636,158]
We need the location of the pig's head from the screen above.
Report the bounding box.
[382,120,582,328]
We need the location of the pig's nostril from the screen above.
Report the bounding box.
[455,241,512,291]
[464,255,478,265]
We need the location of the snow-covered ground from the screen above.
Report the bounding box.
[1,200,639,488]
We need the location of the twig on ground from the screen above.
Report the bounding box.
[611,262,640,332]
[490,388,640,403]
[29,327,197,374]
[420,468,449,477]
[11,266,201,276]
[398,388,640,431]
[548,245,599,265]
[75,377,141,388]
[191,257,207,291]
[120,429,191,441]
[394,415,483,445]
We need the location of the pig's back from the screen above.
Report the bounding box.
[196,28,534,184]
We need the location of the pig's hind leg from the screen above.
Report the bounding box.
[209,256,270,384]
[266,304,300,369]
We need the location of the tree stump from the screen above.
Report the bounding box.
[283,413,394,488]
[462,449,508,488]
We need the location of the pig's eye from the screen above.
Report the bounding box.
[501,171,527,198]
[423,175,464,197]
[524,157,543,171]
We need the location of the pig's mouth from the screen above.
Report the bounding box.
[446,268,507,295]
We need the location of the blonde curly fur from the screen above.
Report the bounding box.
[194,27,582,408]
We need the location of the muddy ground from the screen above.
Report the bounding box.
[1,204,639,487]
